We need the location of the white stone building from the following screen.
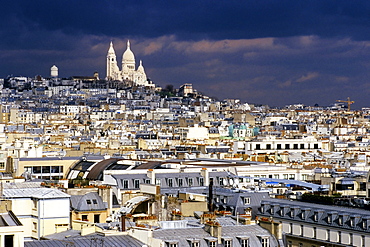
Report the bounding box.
[106,41,154,87]
[2,184,70,240]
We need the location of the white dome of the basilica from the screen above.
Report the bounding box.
[122,40,135,62]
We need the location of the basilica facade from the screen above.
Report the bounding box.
[106,41,153,87]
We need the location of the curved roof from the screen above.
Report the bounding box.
[86,158,124,180]
[115,196,150,215]
[70,192,106,212]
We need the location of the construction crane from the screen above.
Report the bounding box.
[337,97,355,111]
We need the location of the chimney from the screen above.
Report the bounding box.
[147,169,155,184]
[204,220,222,244]
[201,167,209,186]
[208,178,214,212]
[121,215,126,231]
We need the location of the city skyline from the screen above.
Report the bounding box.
[2,1,370,108]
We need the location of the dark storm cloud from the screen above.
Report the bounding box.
[2,1,370,108]
[4,1,370,40]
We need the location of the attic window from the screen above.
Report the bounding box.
[93,199,97,204]
[338,216,343,225]
[86,200,91,204]
[244,197,251,205]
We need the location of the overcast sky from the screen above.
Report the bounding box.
[2,1,370,108]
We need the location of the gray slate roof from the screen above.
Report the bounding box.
[24,235,145,247]
[70,192,107,212]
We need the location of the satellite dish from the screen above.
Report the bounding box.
[229,178,234,186]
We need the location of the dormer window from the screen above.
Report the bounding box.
[222,238,232,247]
[86,200,91,204]
[165,240,179,247]
[314,212,318,221]
[350,217,355,227]
[187,239,200,247]
[328,214,332,224]
[338,215,343,225]
[178,178,183,187]
[188,178,193,187]
[237,237,249,247]
[244,197,251,205]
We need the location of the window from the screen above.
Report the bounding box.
[0,162,5,170]
[274,174,279,179]
[328,214,332,224]
[314,144,319,149]
[256,144,261,150]
[285,144,290,149]
[244,197,251,205]
[168,178,173,187]
[314,212,318,221]
[338,216,343,225]
[145,179,151,184]
[190,242,200,247]
[289,174,295,180]
[223,239,232,247]
[33,199,37,209]
[350,217,355,227]
[199,177,204,186]
[277,144,281,150]
[134,179,140,189]
[176,178,182,187]
[266,144,271,150]
[93,199,97,204]
[86,200,91,204]
[300,144,305,149]
[82,215,88,221]
[123,180,129,189]
[283,174,288,179]
[240,238,249,247]
[156,179,161,185]
[293,144,299,149]
[33,222,37,232]
[188,178,193,187]
[208,241,216,247]
[260,238,269,247]
[301,211,306,219]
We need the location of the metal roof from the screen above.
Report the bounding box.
[24,234,145,247]
[3,187,70,199]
